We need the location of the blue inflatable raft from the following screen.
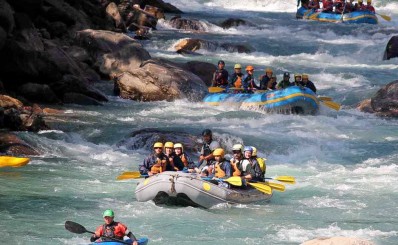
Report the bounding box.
[203,86,319,115]
[296,6,378,24]
[91,237,149,245]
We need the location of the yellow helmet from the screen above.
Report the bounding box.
[294,73,302,78]
[232,144,243,152]
[164,142,174,148]
[153,142,163,148]
[246,65,254,71]
[366,0,371,3]
[252,146,257,157]
[174,143,183,151]
[234,64,242,69]
[302,74,309,79]
[265,68,273,73]
[213,148,225,158]
[358,0,363,2]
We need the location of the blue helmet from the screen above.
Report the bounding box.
[243,146,253,153]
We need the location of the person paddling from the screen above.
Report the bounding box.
[91,209,138,245]
[212,60,229,87]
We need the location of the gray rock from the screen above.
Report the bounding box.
[19,83,60,103]
[0,132,40,155]
[63,92,103,106]
[383,35,398,60]
[0,0,15,34]
[370,80,398,117]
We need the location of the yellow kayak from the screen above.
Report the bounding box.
[0,156,30,168]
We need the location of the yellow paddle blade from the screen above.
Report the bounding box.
[248,182,272,195]
[116,171,141,180]
[0,156,30,168]
[275,176,296,184]
[223,176,242,186]
[208,87,226,93]
[321,100,341,111]
[318,96,333,101]
[265,181,285,192]
[379,14,391,21]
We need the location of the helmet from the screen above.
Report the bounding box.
[213,148,225,158]
[243,146,253,153]
[232,144,243,152]
[246,65,254,71]
[218,60,225,65]
[103,209,114,218]
[153,142,163,148]
[234,64,242,69]
[358,0,363,2]
[294,73,302,78]
[366,0,370,3]
[265,68,273,73]
[202,129,212,136]
[174,143,183,151]
[252,146,257,157]
[302,74,309,79]
[164,142,174,148]
[283,72,290,78]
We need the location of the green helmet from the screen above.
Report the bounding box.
[103,209,115,218]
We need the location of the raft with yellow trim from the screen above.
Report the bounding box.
[296,7,377,24]
[135,172,272,208]
[203,86,319,115]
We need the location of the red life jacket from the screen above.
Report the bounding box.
[95,222,128,241]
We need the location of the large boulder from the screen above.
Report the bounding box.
[182,61,216,86]
[219,18,255,29]
[301,237,374,245]
[169,16,208,31]
[114,58,207,102]
[75,29,151,77]
[370,80,398,117]
[0,132,40,156]
[19,83,60,103]
[0,0,15,34]
[174,38,254,54]
[383,36,398,60]
[0,95,23,109]
[105,2,126,32]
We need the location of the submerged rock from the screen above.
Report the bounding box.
[383,35,398,60]
[0,132,40,156]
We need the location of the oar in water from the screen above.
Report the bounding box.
[65,221,130,245]
[318,97,341,111]
[247,182,272,194]
[264,176,296,184]
[376,13,391,21]
[264,181,285,192]
[116,171,143,180]
[0,156,30,168]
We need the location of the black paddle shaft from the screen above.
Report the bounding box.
[64,221,131,245]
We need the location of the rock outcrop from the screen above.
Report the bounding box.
[174,38,254,54]
[383,35,398,60]
[357,80,398,117]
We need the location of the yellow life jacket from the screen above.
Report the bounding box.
[257,157,266,174]
[214,162,226,178]
[230,159,241,176]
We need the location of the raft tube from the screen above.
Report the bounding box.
[296,7,378,24]
[203,86,319,115]
[0,156,30,168]
[91,237,149,245]
[135,172,272,208]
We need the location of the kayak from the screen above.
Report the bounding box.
[0,156,30,168]
[296,7,378,24]
[135,172,272,208]
[203,86,319,115]
[91,237,149,245]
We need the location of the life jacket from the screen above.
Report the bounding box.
[235,76,242,88]
[150,157,167,173]
[179,153,189,167]
[257,157,266,175]
[214,69,228,86]
[215,161,226,178]
[230,159,241,176]
[99,222,126,241]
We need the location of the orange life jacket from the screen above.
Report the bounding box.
[235,76,242,88]
[215,162,226,178]
[150,158,167,173]
[230,159,241,176]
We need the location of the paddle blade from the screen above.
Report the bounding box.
[318,96,332,101]
[266,182,285,192]
[116,171,142,180]
[223,176,242,186]
[321,100,341,111]
[208,87,225,93]
[275,176,296,184]
[380,14,391,21]
[248,182,272,194]
[65,221,88,234]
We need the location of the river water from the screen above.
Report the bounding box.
[1,0,398,244]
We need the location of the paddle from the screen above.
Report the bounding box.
[64,221,131,245]
[317,96,332,101]
[116,171,142,180]
[318,97,341,111]
[0,156,30,168]
[202,176,243,186]
[376,13,391,21]
[247,182,272,194]
[264,176,296,184]
[264,181,285,192]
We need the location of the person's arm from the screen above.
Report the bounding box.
[90,226,102,242]
[139,157,149,175]
[224,161,232,177]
